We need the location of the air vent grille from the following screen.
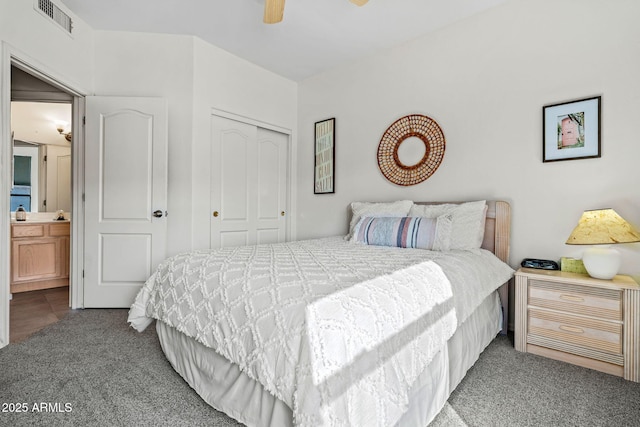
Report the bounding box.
[36,0,73,34]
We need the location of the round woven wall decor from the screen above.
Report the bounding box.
[377,114,446,186]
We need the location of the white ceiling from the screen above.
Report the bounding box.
[12,102,72,146]
[60,0,508,82]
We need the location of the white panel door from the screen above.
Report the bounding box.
[210,116,257,248]
[45,144,71,212]
[84,96,168,307]
[256,128,288,245]
[210,115,288,248]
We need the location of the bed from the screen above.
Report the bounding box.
[128,200,514,427]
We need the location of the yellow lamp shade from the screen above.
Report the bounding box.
[566,209,640,245]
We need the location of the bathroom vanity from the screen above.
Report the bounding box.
[10,219,70,293]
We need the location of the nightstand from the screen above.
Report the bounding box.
[515,268,640,382]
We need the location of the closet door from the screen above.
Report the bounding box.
[210,115,288,248]
[255,127,288,245]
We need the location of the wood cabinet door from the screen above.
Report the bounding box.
[12,238,62,283]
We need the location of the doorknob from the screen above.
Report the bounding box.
[213,211,219,217]
[153,210,164,218]
[281,211,285,216]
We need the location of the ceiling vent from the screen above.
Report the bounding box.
[35,0,73,34]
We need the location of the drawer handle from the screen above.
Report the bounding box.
[559,325,584,334]
[559,294,584,303]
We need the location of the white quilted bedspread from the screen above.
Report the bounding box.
[128,237,513,426]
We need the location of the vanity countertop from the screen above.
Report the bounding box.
[11,212,70,223]
[12,218,70,224]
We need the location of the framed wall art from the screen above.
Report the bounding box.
[543,96,601,162]
[314,118,335,194]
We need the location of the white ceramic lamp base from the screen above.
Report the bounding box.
[582,245,621,280]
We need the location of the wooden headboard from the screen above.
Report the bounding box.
[414,200,512,333]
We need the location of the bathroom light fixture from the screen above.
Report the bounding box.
[566,208,640,279]
[55,122,72,142]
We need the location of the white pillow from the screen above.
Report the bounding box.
[346,200,413,241]
[408,200,487,250]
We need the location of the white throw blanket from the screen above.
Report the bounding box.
[128,237,514,426]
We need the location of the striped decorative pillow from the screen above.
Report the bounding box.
[353,215,452,251]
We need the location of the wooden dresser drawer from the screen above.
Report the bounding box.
[528,308,622,355]
[49,222,70,236]
[529,279,622,321]
[12,224,46,238]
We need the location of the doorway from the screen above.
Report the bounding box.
[9,68,73,342]
[1,55,85,348]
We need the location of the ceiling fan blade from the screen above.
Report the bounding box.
[349,0,369,6]
[264,0,285,24]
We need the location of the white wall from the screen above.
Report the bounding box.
[93,33,299,254]
[3,0,637,279]
[0,0,94,339]
[190,37,298,249]
[2,1,299,258]
[93,31,195,256]
[0,0,93,91]
[297,0,640,278]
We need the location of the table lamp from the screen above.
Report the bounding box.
[565,208,640,279]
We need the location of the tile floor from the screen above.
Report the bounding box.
[10,286,71,343]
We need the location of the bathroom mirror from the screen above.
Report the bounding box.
[11,101,71,213]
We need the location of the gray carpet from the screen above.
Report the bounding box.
[1,309,639,427]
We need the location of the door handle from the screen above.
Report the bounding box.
[213,211,219,217]
[153,210,164,218]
